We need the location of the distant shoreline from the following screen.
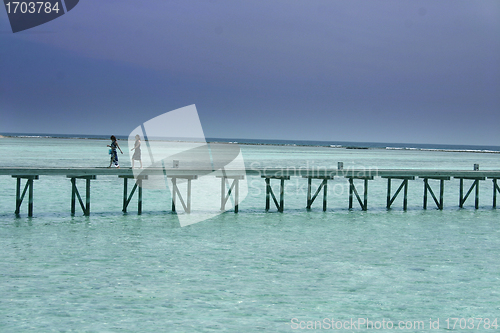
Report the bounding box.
[1,132,499,154]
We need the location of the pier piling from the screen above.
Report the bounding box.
[67,175,96,216]
[491,177,500,208]
[303,176,334,211]
[346,176,372,211]
[456,177,485,209]
[218,175,244,213]
[420,176,449,210]
[120,175,147,214]
[170,176,197,214]
[262,176,289,212]
[383,176,415,210]
[13,175,38,217]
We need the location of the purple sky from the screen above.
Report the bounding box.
[1,0,499,145]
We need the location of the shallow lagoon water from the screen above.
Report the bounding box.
[1,137,499,332]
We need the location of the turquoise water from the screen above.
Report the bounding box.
[1,137,499,332]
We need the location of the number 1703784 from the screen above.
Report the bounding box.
[445,318,498,330]
[5,2,60,14]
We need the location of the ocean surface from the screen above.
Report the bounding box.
[1,136,499,332]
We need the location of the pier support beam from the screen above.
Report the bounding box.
[169,176,197,214]
[67,175,96,216]
[12,175,39,217]
[303,176,334,211]
[383,176,415,210]
[120,175,147,214]
[420,176,450,210]
[490,178,500,208]
[217,175,244,213]
[455,177,485,209]
[346,176,372,211]
[262,176,290,212]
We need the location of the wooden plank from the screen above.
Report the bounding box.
[28,178,34,217]
[85,178,91,216]
[122,177,128,212]
[15,177,22,215]
[138,178,143,215]
[280,178,284,212]
[306,177,312,209]
[301,175,335,180]
[235,178,239,213]
[381,176,415,180]
[454,176,486,180]
[323,179,328,211]
[418,176,451,180]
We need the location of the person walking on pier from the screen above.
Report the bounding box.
[108,135,123,168]
[131,134,142,168]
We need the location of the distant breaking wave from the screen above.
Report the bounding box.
[1,132,500,153]
[386,147,500,154]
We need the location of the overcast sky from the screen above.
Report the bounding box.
[1,0,499,145]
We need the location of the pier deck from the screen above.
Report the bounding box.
[2,167,500,177]
[1,167,500,216]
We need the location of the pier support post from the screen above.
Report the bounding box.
[303,176,334,211]
[67,175,96,216]
[488,177,500,209]
[120,175,148,214]
[13,175,39,217]
[169,176,197,214]
[420,176,450,210]
[455,177,485,209]
[262,176,290,212]
[383,176,415,210]
[345,176,372,211]
[217,175,244,213]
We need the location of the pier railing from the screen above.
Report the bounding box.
[1,167,500,217]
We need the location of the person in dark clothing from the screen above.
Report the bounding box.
[107,135,123,168]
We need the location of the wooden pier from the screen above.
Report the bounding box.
[1,167,500,217]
